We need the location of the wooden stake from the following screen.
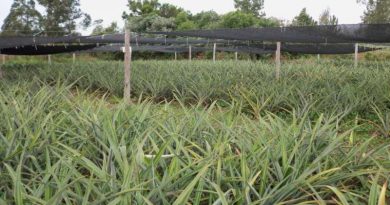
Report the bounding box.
[72,53,76,64]
[124,28,132,103]
[317,54,320,61]
[175,52,177,61]
[189,45,192,61]
[0,55,3,79]
[213,43,216,62]
[48,55,52,65]
[275,42,281,80]
[354,43,359,68]
[235,52,238,61]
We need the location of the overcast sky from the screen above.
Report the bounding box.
[0,0,365,34]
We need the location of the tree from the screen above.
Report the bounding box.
[193,11,221,29]
[122,0,160,18]
[234,0,265,17]
[318,8,338,25]
[359,0,390,23]
[123,0,183,32]
[220,11,259,28]
[159,3,183,18]
[1,0,42,35]
[37,0,91,35]
[219,11,279,29]
[292,8,317,26]
[92,20,120,35]
[128,14,176,32]
[174,11,196,30]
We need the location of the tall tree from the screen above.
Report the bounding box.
[122,0,160,18]
[123,0,183,32]
[359,0,390,23]
[91,20,120,35]
[193,11,221,29]
[220,11,260,28]
[37,0,91,35]
[1,0,42,35]
[291,8,317,26]
[234,0,265,17]
[159,3,183,18]
[318,8,338,25]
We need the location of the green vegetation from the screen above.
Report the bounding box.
[359,0,390,24]
[3,60,390,118]
[2,0,90,36]
[1,60,390,204]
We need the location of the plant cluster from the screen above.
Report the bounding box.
[0,79,389,204]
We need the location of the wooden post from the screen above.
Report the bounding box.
[317,54,320,61]
[124,28,132,103]
[275,42,281,80]
[48,55,52,65]
[354,43,359,68]
[72,53,76,64]
[213,43,216,62]
[189,45,192,61]
[0,54,3,79]
[235,52,238,61]
[174,52,177,61]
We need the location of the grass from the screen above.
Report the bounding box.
[1,59,390,204]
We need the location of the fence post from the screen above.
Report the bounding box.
[48,55,52,65]
[72,53,76,64]
[124,28,132,103]
[0,54,3,79]
[189,45,192,61]
[275,42,281,80]
[213,43,216,62]
[235,52,238,61]
[354,43,359,68]
[175,52,177,61]
[317,54,320,61]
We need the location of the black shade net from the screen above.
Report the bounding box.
[263,43,378,54]
[0,36,85,49]
[218,46,274,55]
[1,23,385,56]
[149,24,390,43]
[0,44,98,55]
[85,43,376,55]
[84,45,211,53]
[76,34,241,45]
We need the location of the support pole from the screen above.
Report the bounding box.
[174,52,177,61]
[48,55,52,65]
[0,54,3,79]
[189,45,192,61]
[317,54,320,61]
[275,42,281,80]
[354,43,359,68]
[235,52,238,61]
[124,28,132,103]
[213,43,216,62]
[72,53,76,64]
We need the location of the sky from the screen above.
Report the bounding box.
[0,0,366,34]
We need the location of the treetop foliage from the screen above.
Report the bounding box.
[292,8,317,26]
[234,0,265,17]
[1,0,90,36]
[1,0,42,36]
[359,0,390,23]
[318,8,338,25]
[122,0,279,33]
